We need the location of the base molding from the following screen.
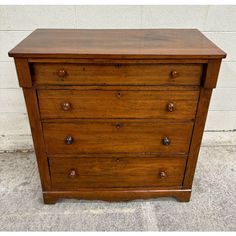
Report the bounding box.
[43,188,192,204]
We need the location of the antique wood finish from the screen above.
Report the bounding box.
[14,58,32,87]
[49,156,186,189]
[203,59,222,88]
[38,89,199,119]
[36,85,200,91]
[183,88,212,188]
[43,189,192,204]
[8,29,225,59]
[43,120,193,154]
[32,63,202,86]
[183,59,222,188]
[22,88,51,190]
[28,58,209,64]
[9,29,226,204]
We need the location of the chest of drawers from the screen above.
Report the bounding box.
[9,29,226,204]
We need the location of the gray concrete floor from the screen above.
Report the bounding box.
[0,146,235,231]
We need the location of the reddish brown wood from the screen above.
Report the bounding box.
[49,156,186,189]
[14,58,32,87]
[22,88,51,190]
[28,58,209,64]
[183,88,213,188]
[32,63,202,86]
[48,152,188,159]
[43,193,58,204]
[37,85,200,91]
[38,89,199,120]
[8,29,226,59]
[43,120,194,154]
[9,29,225,204]
[203,59,222,88]
[43,189,191,204]
[174,190,191,202]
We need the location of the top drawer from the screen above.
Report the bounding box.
[31,63,203,86]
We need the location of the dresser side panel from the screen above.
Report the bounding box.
[184,59,223,188]
[183,88,212,188]
[22,88,51,190]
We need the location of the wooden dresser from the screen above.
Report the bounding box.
[9,29,226,204]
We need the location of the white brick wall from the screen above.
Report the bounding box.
[0,5,235,151]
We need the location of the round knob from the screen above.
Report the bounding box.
[170,70,179,78]
[61,102,71,111]
[65,136,73,145]
[117,92,122,98]
[160,171,167,178]
[162,136,170,145]
[116,123,122,129]
[57,69,67,78]
[167,102,175,112]
[68,169,76,178]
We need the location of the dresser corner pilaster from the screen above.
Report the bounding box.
[13,58,52,192]
[183,58,224,189]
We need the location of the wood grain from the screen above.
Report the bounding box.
[32,63,202,86]
[22,88,51,190]
[183,59,224,188]
[203,59,222,88]
[43,189,191,204]
[9,29,225,203]
[8,29,226,59]
[38,89,199,120]
[14,58,32,87]
[49,156,186,189]
[43,120,194,154]
[28,58,209,64]
[183,88,213,188]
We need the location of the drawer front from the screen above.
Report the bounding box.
[38,90,199,120]
[49,156,186,189]
[32,63,202,86]
[43,120,193,154]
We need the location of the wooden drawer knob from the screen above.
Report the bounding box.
[116,92,122,98]
[160,171,167,178]
[162,136,170,145]
[65,136,73,145]
[167,102,175,112]
[57,69,67,78]
[116,123,122,129]
[68,169,77,178]
[170,70,179,78]
[61,102,71,111]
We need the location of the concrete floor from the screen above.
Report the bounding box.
[0,146,235,231]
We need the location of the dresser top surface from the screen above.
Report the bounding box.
[9,29,226,59]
